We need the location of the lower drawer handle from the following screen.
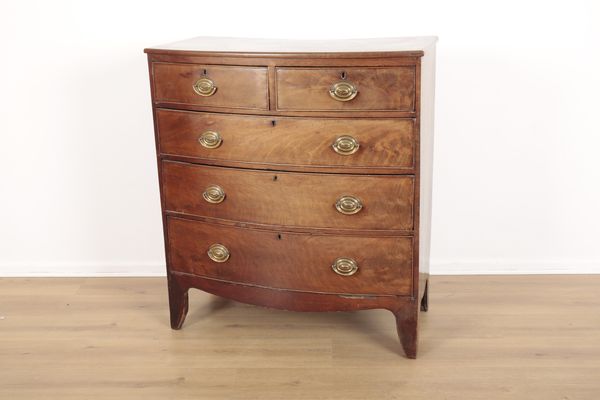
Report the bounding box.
[207,244,230,263]
[332,135,359,155]
[198,131,222,149]
[203,185,226,204]
[335,195,363,215]
[332,258,358,276]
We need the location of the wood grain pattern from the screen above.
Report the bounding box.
[162,161,415,231]
[276,67,416,111]
[152,63,268,110]
[167,217,413,296]
[157,109,416,172]
[2,275,599,399]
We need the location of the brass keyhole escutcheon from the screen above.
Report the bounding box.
[207,244,230,263]
[332,258,358,276]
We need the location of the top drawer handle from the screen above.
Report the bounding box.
[329,81,358,102]
[193,78,217,97]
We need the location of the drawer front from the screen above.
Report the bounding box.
[157,109,415,171]
[167,217,413,296]
[152,63,268,110]
[276,67,416,112]
[162,162,414,231]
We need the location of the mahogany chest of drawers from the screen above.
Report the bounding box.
[145,37,437,358]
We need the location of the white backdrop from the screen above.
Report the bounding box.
[1,0,599,276]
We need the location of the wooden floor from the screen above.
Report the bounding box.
[0,275,599,399]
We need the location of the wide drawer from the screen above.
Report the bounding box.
[152,63,268,110]
[276,67,416,112]
[162,161,414,231]
[167,217,413,296]
[157,109,415,171]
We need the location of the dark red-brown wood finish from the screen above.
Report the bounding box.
[145,37,436,358]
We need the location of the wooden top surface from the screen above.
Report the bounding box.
[144,36,437,57]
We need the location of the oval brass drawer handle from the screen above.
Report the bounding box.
[332,257,358,276]
[192,77,217,97]
[335,195,363,215]
[329,81,358,102]
[207,243,230,263]
[332,135,359,155]
[198,130,222,149]
[203,185,226,204]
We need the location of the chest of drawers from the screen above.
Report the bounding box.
[145,37,437,358]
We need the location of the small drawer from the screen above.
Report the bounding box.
[276,67,416,112]
[167,217,413,296]
[157,109,416,172]
[162,162,414,231]
[152,63,268,110]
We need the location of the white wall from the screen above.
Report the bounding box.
[1,0,599,276]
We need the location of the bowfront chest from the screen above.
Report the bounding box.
[145,37,437,358]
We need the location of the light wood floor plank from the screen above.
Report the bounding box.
[1,275,599,399]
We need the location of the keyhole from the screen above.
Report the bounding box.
[273,175,278,181]
[341,71,347,80]
[203,69,207,75]
[271,120,277,127]
[277,234,282,240]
